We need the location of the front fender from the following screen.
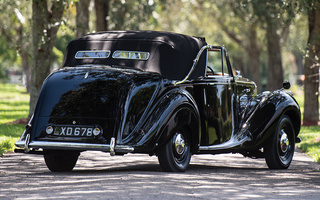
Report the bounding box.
[134,88,200,153]
[241,90,300,148]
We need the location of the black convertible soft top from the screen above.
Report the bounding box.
[63,31,207,80]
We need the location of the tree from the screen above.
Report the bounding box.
[250,0,295,91]
[94,0,109,31]
[303,0,320,125]
[29,0,68,117]
[94,0,165,31]
[76,0,90,37]
[207,1,263,92]
[0,1,32,91]
[283,15,308,81]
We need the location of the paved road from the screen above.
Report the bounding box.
[1,149,320,200]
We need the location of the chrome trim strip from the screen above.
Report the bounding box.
[15,140,134,153]
[24,134,30,153]
[110,137,115,156]
[236,80,253,85]
[207,82,231,86]
[199,132,252,151]
[174,45,213,86]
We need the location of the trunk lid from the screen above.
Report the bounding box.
[32,66,160,144]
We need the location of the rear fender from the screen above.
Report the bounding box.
[156,105,199,152]
[135,88,200,152]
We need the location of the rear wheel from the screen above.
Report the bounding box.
[44,151,80,172]
[264,115,295,169]
[157,129,191,172]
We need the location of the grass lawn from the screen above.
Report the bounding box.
[291,86,320,162]
[0,84,29,155]
[298,126,320,162]
[0,83,319,163]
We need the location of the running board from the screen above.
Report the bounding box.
[199,135,252,151]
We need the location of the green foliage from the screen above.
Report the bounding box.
[292,87,320,163]
[53,24,76,66]
[108,0,165,30]
[298,126,320,163]
[291,85,320,121]
[52,46,65,67]
[0,35,18,63]
[0,137,17,155]
[0,32,20,81]
[0,125,25,155]
[0,68,8,82]
[0,0,32,82]
[55,30,75,55]
[0,84,29,156]
[0,124,26,138]
[0,84,29,124]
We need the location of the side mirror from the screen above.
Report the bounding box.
[282,81,291,90]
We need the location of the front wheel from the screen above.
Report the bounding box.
[157,129,191,172]
[44,151,80,172]
[264,115,295,169]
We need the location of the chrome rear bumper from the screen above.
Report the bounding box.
[15,136,134,155]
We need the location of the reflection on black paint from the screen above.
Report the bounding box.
[50,80,125,118]
[205,84,232,145]
[49,69,130,119]
[122,82,157,139]
[36,66,160,143]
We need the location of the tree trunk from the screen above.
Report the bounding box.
[21,51,30,93]
[16,23,31,93]
[248,24,261,93]
[94,0,110,31]
[76,0,90,38]
[265,17,284,91]
[214,17,262,92]
[303,2,320,126]
[232,56,247,77]
[293,52,304,76]
[29,0,65,118]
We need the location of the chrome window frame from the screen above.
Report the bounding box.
[75,50,111,59]
[112,50,150,60]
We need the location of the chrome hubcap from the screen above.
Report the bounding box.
[280,130,289,153]
[174,133,185,156]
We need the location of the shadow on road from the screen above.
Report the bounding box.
[1,149,320,200]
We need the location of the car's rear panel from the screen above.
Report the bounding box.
[27,66,160,149]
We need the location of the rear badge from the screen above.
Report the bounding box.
[72,120,76,125]
[84,72,89,79]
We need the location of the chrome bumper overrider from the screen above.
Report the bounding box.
[15,136,134,155]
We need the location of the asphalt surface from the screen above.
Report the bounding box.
[1,149,320,200]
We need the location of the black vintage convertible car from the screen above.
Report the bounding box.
[15,31,301,172]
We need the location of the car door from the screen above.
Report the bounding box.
[200,48,234,146]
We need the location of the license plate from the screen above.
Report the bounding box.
[53,126,95,137]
